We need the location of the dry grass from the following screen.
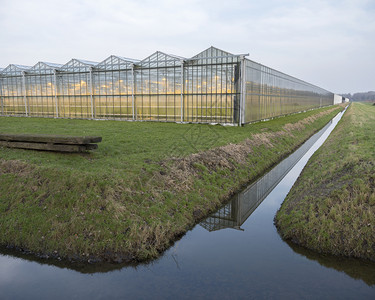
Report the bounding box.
[0,159,34,176]
[157,106,340,194]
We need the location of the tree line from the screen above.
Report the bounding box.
[341,91,375,102]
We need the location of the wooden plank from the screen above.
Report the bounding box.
[0,134,102,145]
[0,141,98,152]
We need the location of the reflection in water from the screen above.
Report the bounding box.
[287,241,375,286]
[199,106,375,287]
[200,120,332,232]
[0,245,135,274]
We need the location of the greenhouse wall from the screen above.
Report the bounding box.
[0,47,334,125]
[134,52,182,122]
[242,59,334,124]
[0,65,29,116]
[26,62,62,118]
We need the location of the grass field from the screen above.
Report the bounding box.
[0,105,343,262]
[275,102,375,261]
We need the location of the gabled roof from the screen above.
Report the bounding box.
[43,62,63,69]
[1,64,31,75]
[137,51,184,68]
[59,59,98,72]
[192,46,235,59]
[116,56,140,63]
[27,62,63,74]
[96,55,139,70]
[164,53,186,61]
[189,46,241,65]
[0,47,245,76]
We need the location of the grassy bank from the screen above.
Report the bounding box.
[275,103,375,261]
[0,105,343,263]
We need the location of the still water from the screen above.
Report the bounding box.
[1,109,374,299]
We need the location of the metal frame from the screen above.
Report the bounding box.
[0,47,335,125]
[0,70,3,115]
[53,69,59,118]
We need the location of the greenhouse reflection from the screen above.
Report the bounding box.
[200,119,330,231]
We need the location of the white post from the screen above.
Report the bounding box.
[180,60,184,123]
[89,67,95,119]
[131,64,135,121]
[239,55,247,125]
[0,77,3,115]
[53,70,59,118]
[22,71,28,116]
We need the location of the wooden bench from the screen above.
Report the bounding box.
[0,134,102,153]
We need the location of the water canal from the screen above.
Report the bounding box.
[1,109,374,299]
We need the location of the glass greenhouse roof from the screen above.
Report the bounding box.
[116,56,140,63]
[1,64,31,75]
[42,62,64,68]
[192,46,234,58]
[0,47,242,74]
[138,51,184,68]
[95,55,139,70]
[26,62,64,74]
[75,59,99,66]
[11,64,31,70]
[59,59,99,72]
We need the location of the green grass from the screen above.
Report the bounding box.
[0,105,343,263]
[275,102,375,261]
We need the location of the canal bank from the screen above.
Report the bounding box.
[0,105,343,263]
[1,105,374,299]
[275,103,375,261]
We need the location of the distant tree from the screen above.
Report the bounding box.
[340,91,375,102]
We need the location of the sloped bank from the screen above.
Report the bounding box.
[0,106,343,263]
[275,103,375,261]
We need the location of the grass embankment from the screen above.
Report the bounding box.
[275,103,375,261]
[0,105,343,263]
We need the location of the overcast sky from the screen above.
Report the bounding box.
[0,0,374,94]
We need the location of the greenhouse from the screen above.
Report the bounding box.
[0,47,334,125]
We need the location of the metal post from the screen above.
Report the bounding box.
[131,64,135,121]
[22,71,28,116]
[239,55,247,126]
[180,60,184,123]
[53,70,59,118]
[0,76,3,116]
[89,67,95,119]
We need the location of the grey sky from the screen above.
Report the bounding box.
[1,0,374,93]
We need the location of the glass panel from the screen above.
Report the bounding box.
[0,76,25,115]
[244,59,333,124]
[183,58,238,124]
